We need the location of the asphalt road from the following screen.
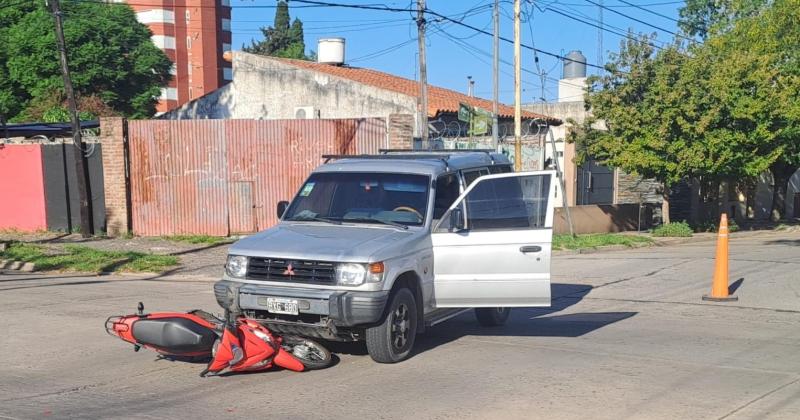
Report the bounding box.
[0,232,798,419]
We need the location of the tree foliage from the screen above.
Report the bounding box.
[0,1,172,121]
[244,1,312,60]
[572,0,800,220]
[678,0,767,39]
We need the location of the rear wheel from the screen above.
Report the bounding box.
[475,307,511,327]
[366,288,417,363]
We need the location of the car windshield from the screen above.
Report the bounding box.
[284,172,430,227]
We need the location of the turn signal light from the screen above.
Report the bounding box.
[369,262,385,274]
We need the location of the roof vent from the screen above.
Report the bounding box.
[317,38,345,65]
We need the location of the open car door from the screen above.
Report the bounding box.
[431,171,557,307]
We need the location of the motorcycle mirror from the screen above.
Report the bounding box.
[137,302,144,316]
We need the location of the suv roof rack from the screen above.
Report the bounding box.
[378,149,497,154]
[322,150,500,170]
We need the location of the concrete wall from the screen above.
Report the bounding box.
[163,52,419,131]
[524,101,587,206]
[554,203,656,234]
[164,84,234,119]
[0,144,47,231]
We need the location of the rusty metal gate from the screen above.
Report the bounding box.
[128,118,387,236]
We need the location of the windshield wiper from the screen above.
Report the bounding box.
[286,216,342,225]
[344,217,409,230]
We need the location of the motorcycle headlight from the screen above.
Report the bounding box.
[335,263,367,286]
[226,255,248,278]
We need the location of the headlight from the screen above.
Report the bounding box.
[335,263,367,286]
[226,255,248,278]
[335,262,384,286]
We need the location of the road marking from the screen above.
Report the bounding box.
[717,376,800,420]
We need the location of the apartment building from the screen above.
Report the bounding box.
[125,0,232,113]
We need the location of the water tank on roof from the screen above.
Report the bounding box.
[563,50,587,79]
[317,38,345,65]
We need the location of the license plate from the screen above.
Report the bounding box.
[266,297,299,315]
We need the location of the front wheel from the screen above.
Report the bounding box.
[475,307,511,327]
[281,336,332,370]
[366,288,418,363]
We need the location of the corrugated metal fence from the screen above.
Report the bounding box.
[128,118,387,236]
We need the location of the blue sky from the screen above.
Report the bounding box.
[230,1,684,104]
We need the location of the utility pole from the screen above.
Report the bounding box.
[598,0,604,71]
[513,0,522,171]
[416,0,428,146]
[48,0,93,237]
[491,0,499,149]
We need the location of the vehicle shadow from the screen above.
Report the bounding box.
[325,283,637,359]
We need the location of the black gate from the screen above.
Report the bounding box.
[577,159,614,205]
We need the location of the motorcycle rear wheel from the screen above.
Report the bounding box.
[281,336,332,370]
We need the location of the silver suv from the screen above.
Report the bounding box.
[215,151,556,363]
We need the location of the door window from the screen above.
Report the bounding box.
[433,173,460,220]
[440,173,551,231]
[462,168,490,186]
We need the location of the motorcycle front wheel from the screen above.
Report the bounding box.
[281,336,332,370]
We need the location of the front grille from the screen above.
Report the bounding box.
[246,257,336,284]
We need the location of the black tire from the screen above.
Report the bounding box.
[366,288,417,363]
[475,307,511,327]
[281,336,332,370]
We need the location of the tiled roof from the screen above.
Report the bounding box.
[270,57,560,123]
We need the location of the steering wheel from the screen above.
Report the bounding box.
[392,206,423,221]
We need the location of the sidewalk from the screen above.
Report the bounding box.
[2,226,796,280]
[0,232,231,280]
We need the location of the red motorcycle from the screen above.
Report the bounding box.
[106,303,331,375]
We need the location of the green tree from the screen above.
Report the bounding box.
[573,0,800,222]
[678,0,767,39]
[244,1,311,60]
[0,1,171,121]
[711,0,800,220]
[569,35,692,223]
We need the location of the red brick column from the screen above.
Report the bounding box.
[100,117,129,237]
[388,113,414,150]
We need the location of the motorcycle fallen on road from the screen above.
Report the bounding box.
[105,303,332,375]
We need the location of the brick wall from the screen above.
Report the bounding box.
[616,170,662,204]
[388,113,414,149]
[100,117,129,237]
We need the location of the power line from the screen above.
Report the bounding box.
[582,0,694,42]
[616,0,680,24]
[543,5,665,50]
[554,1,685,7]
[289,0,615,72]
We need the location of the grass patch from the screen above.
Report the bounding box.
[162,234,232,245]
[553,233,653,250]
[1,243,178,273]
[652,221,694,237]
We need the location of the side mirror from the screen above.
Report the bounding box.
[449,207,465,231]
[276,201,289,219]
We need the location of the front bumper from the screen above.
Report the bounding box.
[214,280,389,327]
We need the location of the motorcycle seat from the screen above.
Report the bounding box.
[133,318,216,355]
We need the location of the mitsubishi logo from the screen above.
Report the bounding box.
[283,262,296,276]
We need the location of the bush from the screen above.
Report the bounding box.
[652,221,694,237]
[691,217,739,233]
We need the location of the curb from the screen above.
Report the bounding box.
[553,241,653,256]
[0,259,36,272]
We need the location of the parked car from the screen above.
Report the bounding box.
[214,150,557,363]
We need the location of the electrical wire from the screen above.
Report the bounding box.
[543,5,665,50]
[582,0,694,43]
[288,0,616,72]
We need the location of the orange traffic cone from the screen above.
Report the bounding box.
[702,214,738,302]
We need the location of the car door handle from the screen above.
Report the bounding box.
[519,245,542,253]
